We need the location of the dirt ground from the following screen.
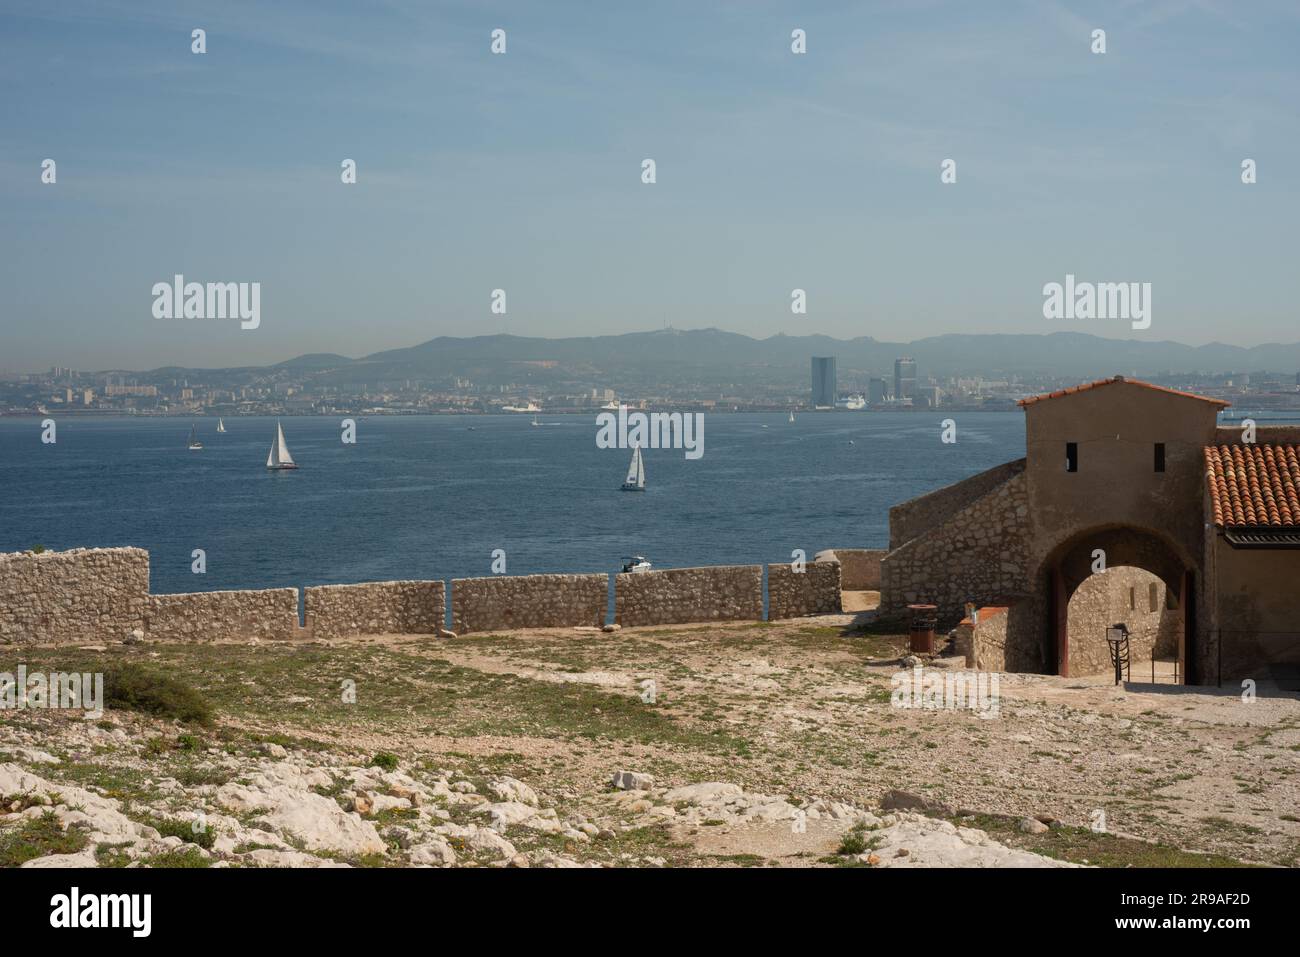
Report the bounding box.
[3,612,1298,867]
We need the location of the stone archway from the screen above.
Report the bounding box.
[1040,525,1195,681]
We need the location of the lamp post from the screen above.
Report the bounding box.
[1105,623,1130,686]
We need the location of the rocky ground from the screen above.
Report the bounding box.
[2,612,1296,868]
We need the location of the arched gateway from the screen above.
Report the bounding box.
[881,376,1300,687]
[1038,524,1194,680]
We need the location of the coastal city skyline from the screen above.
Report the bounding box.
[7,325,1300,418]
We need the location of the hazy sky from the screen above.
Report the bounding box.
[2,0,1298,371]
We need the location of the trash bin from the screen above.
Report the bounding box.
[907,604,938,655]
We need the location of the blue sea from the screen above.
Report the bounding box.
[0,413,1027,595]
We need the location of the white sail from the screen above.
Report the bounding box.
[623,445,644,489]
[268,421,295,468]
[217,418,226,432]
[276,422,294,466]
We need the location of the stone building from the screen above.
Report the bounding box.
[881,376,1300,686]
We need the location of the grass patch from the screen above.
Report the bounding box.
[0,811,89,867]
[144,815,216,850]
[141,846,212,868]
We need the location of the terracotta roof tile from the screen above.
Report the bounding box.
[1205,445,1300,528]
[1018,376,1231,408]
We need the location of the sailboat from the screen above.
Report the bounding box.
[187,424,203,450]
[620,445,645,491]
[789,410,795,423]
[266,421,298,470]
[531,416,541,427]
[217,418,226,433]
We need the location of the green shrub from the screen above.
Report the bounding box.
[103,664,213,726]
[370,752,399,771]
[837,822,869,856]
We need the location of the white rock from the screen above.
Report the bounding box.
[742,800,800,823]
[863,813,1077,868]
[489,777,538,807]
[20,848,99,868]
[241,849,351,868]
[611,770,655,791]
[0,763,148,845]
[662,782,743,805]
[12,747,60,765]
[466,828,516,860]
[216,782,385,856]
[409,839,457,866]
[368,793,412,814]
[474,801,538,829]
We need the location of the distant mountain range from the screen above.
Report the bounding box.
[138,329,1300,383]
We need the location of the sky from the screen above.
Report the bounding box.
[2,0,1298,371]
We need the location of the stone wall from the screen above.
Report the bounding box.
[147,589,302,642]
[616,565,763,627]
[969,606,1009,672]
[452,574,607,634]
[812,549,885,590]
[767,560,842,619]
[888,459,1026,551]
[881,470,1032,624]
[1066,566,1182,677]
[4,547,851,645]
[305,581,445,639]
[0,548,149,644]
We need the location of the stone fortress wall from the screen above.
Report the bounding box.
[767,559,842,619]
[149,588,301,642]
[305,581,446,639]
[812,549,885,590]
[880,465,1032,623]
[0,548,150,644]
[615,565,763,627]
[0,548,859,644]
[452,574,606,634]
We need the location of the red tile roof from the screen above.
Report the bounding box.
[1205,445,1300,528]
[1018,376,1231,408]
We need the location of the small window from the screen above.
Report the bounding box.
[1066,442,1078,473]
[1154,443,1166,472]
[1128,586,1136,611]
[1148,583,1159,613]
